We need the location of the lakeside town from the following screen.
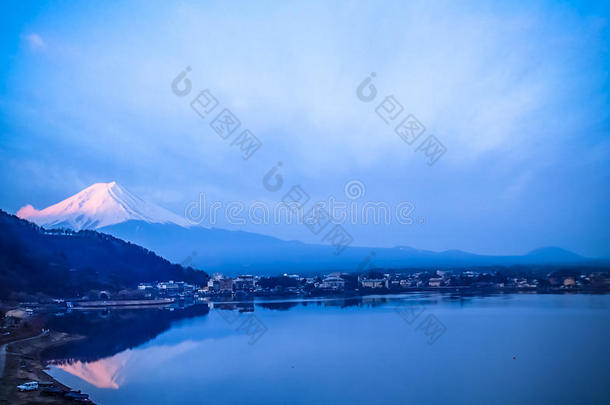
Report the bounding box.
[3,267,609,310]
[54,266,610,307]
[137,267,610,300]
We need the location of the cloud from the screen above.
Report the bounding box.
[24,33,45,49]
[19,0,599,173]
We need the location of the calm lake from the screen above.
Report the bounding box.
[43,294,610,404]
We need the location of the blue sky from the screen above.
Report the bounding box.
[1,0,609,257]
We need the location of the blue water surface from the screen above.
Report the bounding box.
[48,294,610,405]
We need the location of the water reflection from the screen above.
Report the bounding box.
[42,303,210,364]
[41,293,497,366]
[57,353,131,389]
[56,340,201,389]
[42,294,610,405]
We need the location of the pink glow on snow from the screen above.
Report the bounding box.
[16,181,190,230]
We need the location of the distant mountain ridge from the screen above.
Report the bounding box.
[524,247,584,261]
[14,182,595,275]
[100,220,594,275]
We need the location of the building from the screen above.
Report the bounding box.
[157,281,181,296]
[563,277,576,287]
[428,278,443,287]
[234,275,255,291]
[182,283,196,293]
[320,276,345,290]
[5,309,27,319]
[207,279,220,293]
[218,278,233,293]
[360,278,388,289]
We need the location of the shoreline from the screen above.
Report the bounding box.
[203,287,610,304]
[0,330,92,405]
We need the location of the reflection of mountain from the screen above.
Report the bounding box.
[42,305,210,364]
[55,341,200,389]
[44,296,471,390]
[57,352,132,389]
[43,297,425,364]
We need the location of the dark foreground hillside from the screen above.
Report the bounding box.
[0,210,208,299]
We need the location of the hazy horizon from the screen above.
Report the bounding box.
[7,179,604,259]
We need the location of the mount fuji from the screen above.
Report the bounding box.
[17,181,190,230]
[16,182,592,274]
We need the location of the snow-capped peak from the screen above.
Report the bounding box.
[17,182,190,230]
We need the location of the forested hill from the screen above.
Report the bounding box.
[0,209,208,299]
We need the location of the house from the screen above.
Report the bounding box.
[400,279,411,287]
[182,283,196,293]
[234,275,255,291]
[360,278,388,289]
[219,278,233,293]
[428,278,443,287]
[157,281,180,296]
[207,279,220,292]
[5,309,27,319]
[320,276,345,290]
